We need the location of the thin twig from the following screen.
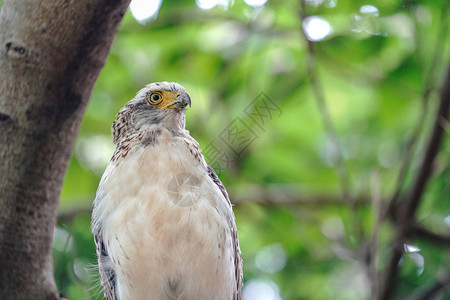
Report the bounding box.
[298,0,362,252]
[369,171,382,299]
[58,206,92,222]
[298,0,354,206]
[379,67,450,300]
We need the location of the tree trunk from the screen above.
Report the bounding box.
[0,0,130,298]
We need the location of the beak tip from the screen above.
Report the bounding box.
[177,91,191,109]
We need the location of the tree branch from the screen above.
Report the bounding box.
[389,1,450,209]
[379,67,450,300]
[412,225,450,248]
[0,0,130,297]
[403,67,450,218]
[57,188,372,222]
[232,187,369,207]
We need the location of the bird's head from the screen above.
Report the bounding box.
[112,81,191,144]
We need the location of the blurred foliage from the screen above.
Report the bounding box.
[41,0,450,299]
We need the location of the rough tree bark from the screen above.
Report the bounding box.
[0,1,131,299]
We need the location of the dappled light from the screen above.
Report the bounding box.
[197,22,248,52]
[242,279,282,300]
[404,244,421,253]
[75,135,115,175]
[196,0,231,10]
[302,16,333,41]
[255,243,287,274]
[445,215,450,228]
[129,0,162,23]
[351,4,380,36]
[360,4,379,16]
[244,0,268,8]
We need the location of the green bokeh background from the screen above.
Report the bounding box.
[5,0,448,299]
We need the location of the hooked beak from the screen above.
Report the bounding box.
[175,91,191,109]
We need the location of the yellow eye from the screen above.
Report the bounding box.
[148,93,162,105]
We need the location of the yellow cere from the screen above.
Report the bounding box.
[149,90,182,110]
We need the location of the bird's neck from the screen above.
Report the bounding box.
[160,112,187,136]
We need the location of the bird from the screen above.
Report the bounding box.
[91,82,243,300]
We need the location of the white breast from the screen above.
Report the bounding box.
[93,127,236,300]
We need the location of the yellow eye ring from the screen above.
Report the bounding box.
[148,92,163,105]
